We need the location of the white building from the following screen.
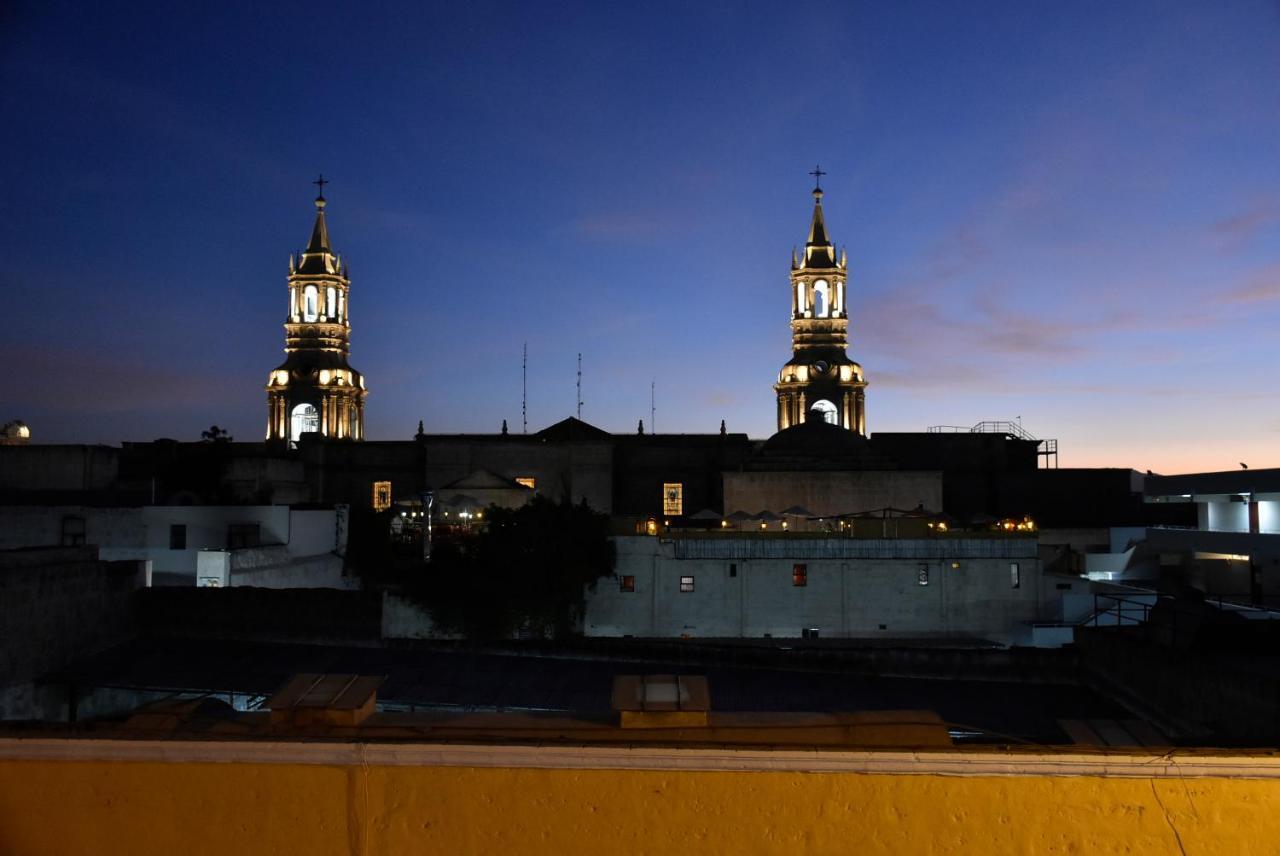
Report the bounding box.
[586,535,1039,644]
[0,505,349,588]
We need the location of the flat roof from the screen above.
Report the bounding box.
[47,637,1133,746]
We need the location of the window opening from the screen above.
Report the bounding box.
[60,516,86,547]
[290,403,319,443]
[620,575,636,593]
[662,483,683,516]
[303,285,319,321]
[679,575,695,593]
[169,524,187,550]
[792,564,807,586]
[809,399,839,425]
[813,279,829,317]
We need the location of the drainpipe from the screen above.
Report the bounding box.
[421,490,434,563]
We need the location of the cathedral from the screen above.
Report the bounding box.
[265,181,367,443]
[262,174,865,444]
[774,175,867,434]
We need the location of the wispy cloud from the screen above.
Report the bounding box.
[572,210,681,241]
[1222,263,1280,304]
[1210,199,1278,250]
[0,345,244,413]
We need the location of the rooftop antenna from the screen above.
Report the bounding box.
[522,342,528,434]
[576,353,583,419]
[650,380,656,435]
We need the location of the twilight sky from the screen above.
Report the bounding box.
[2,1,1279,473]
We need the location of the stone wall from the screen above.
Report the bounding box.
[585,536,1040,643]
[723,469,942,518]
[0,547,143,720]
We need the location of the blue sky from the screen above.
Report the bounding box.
[2,0,1279,472]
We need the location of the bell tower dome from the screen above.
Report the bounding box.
[265,178,367,443]
[773,170,867,434]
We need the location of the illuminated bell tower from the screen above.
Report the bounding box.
[266,178,367,443]
[774,170,867,434]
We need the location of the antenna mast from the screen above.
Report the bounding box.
[650,380,655,435]
[522,342,528,434]
[576,353,583,419]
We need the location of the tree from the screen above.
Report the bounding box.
[405,496,615,639]
[200,425,233,442]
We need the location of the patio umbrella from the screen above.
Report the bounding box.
[754,510,782,522]
[779,505,815,518]
[726,510,753,522]
[689,508,723,521]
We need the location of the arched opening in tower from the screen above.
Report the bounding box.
[810,399,839,425]
[290,403,319,443]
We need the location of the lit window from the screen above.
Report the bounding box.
[290,403,319,443]
[303,285,319,321]
[792,564,807,586]
[372,481,392,511]
[169,524,186,550]
[516,477,536,490]
[663,483,683,516]
[326,287,336,319]
[1010,562,1021,589]
[813,279,829,318]
[679,575,695,593]
[917,564,929,586]
[620,575,635,593]
[60,516,86,547]
[810,399,839,425]
[796,281,807,316]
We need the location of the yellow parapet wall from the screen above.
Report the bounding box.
[4,740,1280,855]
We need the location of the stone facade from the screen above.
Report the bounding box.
[775,181,868,434]
[266,187,366,443]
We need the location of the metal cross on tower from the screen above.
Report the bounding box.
[809,165,826,191]
[313,174,328,198]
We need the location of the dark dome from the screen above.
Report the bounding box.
[748,420,896,471]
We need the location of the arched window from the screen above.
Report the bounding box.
[303,286,319,322]
[796,282,807,316]
[290,403,319,444]
[813,280,829,318]
[290,287,298,319]
[326,287,336,319]
[337,290,345,322]
[834,280,843,316]
[810,399,839,425]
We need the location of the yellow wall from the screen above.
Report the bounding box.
[4,757,1280,855]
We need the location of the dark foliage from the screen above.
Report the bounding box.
[200,425,233,442]
[404,496,615,639]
